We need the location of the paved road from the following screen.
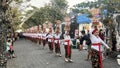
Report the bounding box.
[7,39,120,68]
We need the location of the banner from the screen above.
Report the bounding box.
[77,14,91,24]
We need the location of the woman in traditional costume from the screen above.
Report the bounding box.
[54,27,62,56]
[90,29,110,68]
[63,31,73,62]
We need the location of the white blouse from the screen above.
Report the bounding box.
[90,31,109,51]
[42,33,47,40]
[63,35,72,45]
[38,33,42,39]
[46,33,53,42]
[54,33,61,43]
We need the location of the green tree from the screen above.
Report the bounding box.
[10,0,31,30]
[51,0,68,14]
[25,0,68,27]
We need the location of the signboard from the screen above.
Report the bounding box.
[77,14,91,24]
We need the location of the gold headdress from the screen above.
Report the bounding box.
[64,16,71,31]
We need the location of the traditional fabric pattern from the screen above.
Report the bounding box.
[91,49,100,68]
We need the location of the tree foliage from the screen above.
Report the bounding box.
[73,0,120,14]
[25,0,68,28]
[9,0,31,30]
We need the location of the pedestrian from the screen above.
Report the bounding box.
[31,32,34,42]
[54,27,62,57]
[46,28,54,52]
[75,34,80,50]
[90,29,110,68]
[80,31,91,61]
[79,30,85,50]
[111,31,117,51]
[6,38,16,58]
[36,31,39,44]
[99,29,106,58]
[99,29,105,41]
[42,28,47,49]
[63,31,73,62]
[38,31,42,45]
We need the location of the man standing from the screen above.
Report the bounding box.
[80,31,91,61]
